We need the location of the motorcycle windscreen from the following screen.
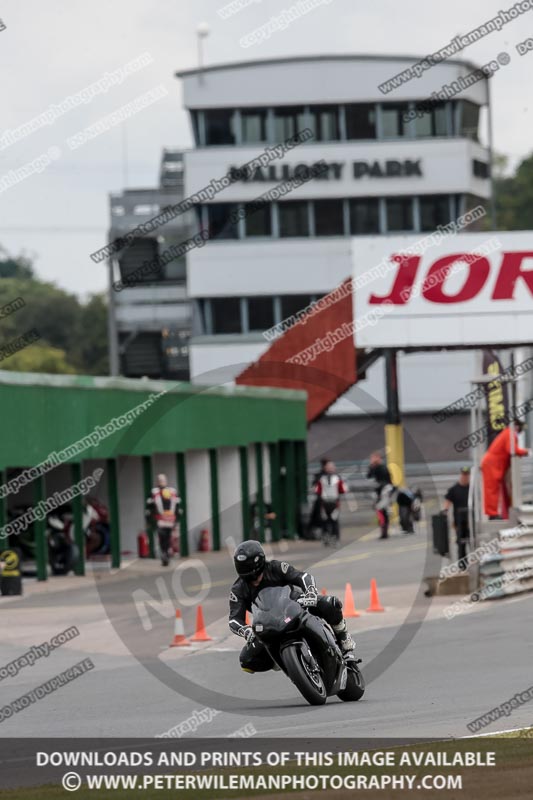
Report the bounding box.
[252,586,302,636]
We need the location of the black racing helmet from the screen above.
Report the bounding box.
[233,540,265,581]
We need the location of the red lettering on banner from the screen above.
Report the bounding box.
[492,252,533,299]
[422,255,490,303]
[368,255,420,305]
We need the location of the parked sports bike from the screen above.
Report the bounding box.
[251,585,365,706]
[83,497,110,556]
[7,505,78,576]
[46,509,79,575]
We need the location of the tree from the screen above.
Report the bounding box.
[0,248,34,280]
[74,293,109,375]
[0,343,76,373]
[0,250,109,375]
[494,151,533,230]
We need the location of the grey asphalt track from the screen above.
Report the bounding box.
[1,509,532,742]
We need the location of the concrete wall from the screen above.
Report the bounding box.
[115,456,143,554]
[185,450,210,552]
[218,447,242,548]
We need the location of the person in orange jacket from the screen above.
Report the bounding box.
[481,420,530,519]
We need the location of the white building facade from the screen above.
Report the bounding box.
[177,55,492,414]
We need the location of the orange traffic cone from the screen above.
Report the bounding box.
[170,609,191,647]
[191,605,213,642]
[367,578,384,612]
[321,587,327,596]
[344,582,360,617]
[245,610,252,626]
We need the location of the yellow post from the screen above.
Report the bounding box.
[384,423,405,489]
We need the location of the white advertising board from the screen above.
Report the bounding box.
[352,231,533,348]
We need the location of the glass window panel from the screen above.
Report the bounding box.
[414,102,448,137]
[349,198,380,234]
[281,295,314,321]
[434,103,448,136]
[244,202,272,237]
[273,107,307,141]
[420,195,452,231]
[314,199,344,236]
[211,297,241,334]
[241,108,267,143]
[345,104,376,139]
[311,105,339,141]
[247,297,275,331]
[381,103,409,138]
[386,197,414,231]
[204,109,236,145]
[207,204,239,239]
[278,201,309,237]
[461,101,480,141]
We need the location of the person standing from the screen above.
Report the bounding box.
[314,460,347,543]
[367,452,393,539]
[146,473,180,566]
[308,458,328,535]
[443,467,471,569]
[480,420,530,519]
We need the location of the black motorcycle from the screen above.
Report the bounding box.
[251,585,365,706]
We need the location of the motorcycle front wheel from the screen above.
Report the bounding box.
[281,643,327,705]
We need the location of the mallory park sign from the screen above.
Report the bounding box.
[228,159,423,182]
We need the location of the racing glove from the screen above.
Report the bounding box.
[297,587,319,607]
[242,626,255,644]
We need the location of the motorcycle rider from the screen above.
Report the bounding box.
[229,540,356,673]
[314,460,346,542]
[146,473,180,566]
[367,452,394,539]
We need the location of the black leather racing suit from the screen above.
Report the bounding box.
[229,559,344,672]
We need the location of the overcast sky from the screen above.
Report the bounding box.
[0,0,531,298]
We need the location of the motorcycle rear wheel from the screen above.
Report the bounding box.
[337,663,365,702]
[281,644,327,705]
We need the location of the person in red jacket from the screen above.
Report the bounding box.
[481,420,530,519]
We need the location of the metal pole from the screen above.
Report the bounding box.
[142,455,155,558]
[0,469,6,529]
[107,258,120,376]
[254,443,265,544]
[209,448,221,551]
[268,442,281,542]
[106,458,121,569]
[486,78,497,229]
[176,453,189,557]
[34,474,47,581]
[71,463,85,576]
[239,446,250,541]
[384,349,405,489]
[283,441,296,539]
